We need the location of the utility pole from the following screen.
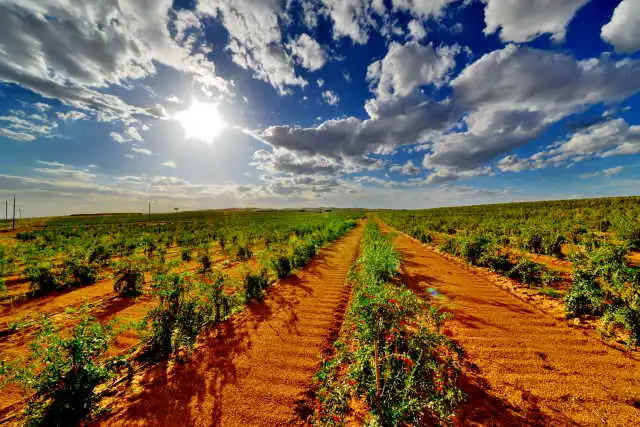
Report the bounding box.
[12,196,16,231]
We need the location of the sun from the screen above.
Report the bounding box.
[175,100,226,143]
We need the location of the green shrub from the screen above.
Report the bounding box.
[315,223,464,425]
[88,245,112,265]
[479,251,513,273]
[459,236,491,265]
[235,245,252,261]
[565,270,604,317]
[439,237,458,256]
[25,264,60,296]
[114,269,144,296]
[6,316,112,425]
[144,273,206,357]
[198,253,212,273]
[508,258,542,287]
[244,270,269,302]
[268,255,291,279]
[181,248,192,262]
[65,261,98,287]
[612,216,640,250]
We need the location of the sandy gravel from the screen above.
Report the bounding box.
[94,222,364,426]
[386,225,640,426]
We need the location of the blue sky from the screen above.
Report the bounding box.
[1,0,639,216]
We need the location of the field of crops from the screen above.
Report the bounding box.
[0,198,639,426]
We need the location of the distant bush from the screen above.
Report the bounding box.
[181,248,192,262]
[235,245,252,261]
[114,269,144,297]
[507,258,542,287]
[65,260,98,287]
[244,270,269,302]
[612,216,640,250]
[25,263,60,295]
[268,255,291,279]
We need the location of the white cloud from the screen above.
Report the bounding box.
[367,42,459,99]
[0,128,36,141]
[393,0,458,18]
[161,160,177,168]
[33,102,51,112]
[198,0,306,95]
[601,0,640,53]
[288,33,327,71]
[498,119,640,173]
[407,19,427,40]
[482,0,589,42]
[322,90,340,105]
[167,95,183,104]
[0,114,58,140]
[33,161,96,181]
[420,45,640,174]
[260,95,454,176]
[125,127,143,142]
[389,160,421,175]
[0,1,229,123]
[110,132,126,144]
[580,166,625,180]
[317,79,325,88]
[322,0,375,44]
[56,111,86,121]
[132,147,153,156]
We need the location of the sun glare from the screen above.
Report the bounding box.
[175,100,226,143]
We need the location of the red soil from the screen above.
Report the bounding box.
[386,226,640,426]
[92,222,364,426]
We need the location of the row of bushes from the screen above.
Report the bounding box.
[313,222,464,425]
[438,235,562,288]
[431,232,639,346]
[566,245,640,345]
[0,217,361,426]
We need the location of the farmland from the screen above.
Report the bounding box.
[0,198,639,426]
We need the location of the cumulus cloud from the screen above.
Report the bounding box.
[260,95,455,179]
[110,132,126,144]
[161,160,177,168]
[421,44,640,173]
[393,0,458,18]
[482,0,589,42]
[407,19,427,40]
[0,1,226,122]
[367,42,459,99]
[497,119,640,173]
[288,33,327,71]
[198,0,306,95]
[601,0,640,53]
[389,160,421,175]
[321,0,374,44]
[322,90,340,105]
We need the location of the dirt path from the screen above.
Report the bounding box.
[94,222,364,427]
[385,225,640,426]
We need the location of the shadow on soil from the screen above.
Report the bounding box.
[94,237,352,426]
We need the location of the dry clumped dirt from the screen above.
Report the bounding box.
[384,224,640,426]
[92,222,365,426]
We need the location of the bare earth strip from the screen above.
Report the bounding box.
[95,222,364,427]
[384,224,640,426]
